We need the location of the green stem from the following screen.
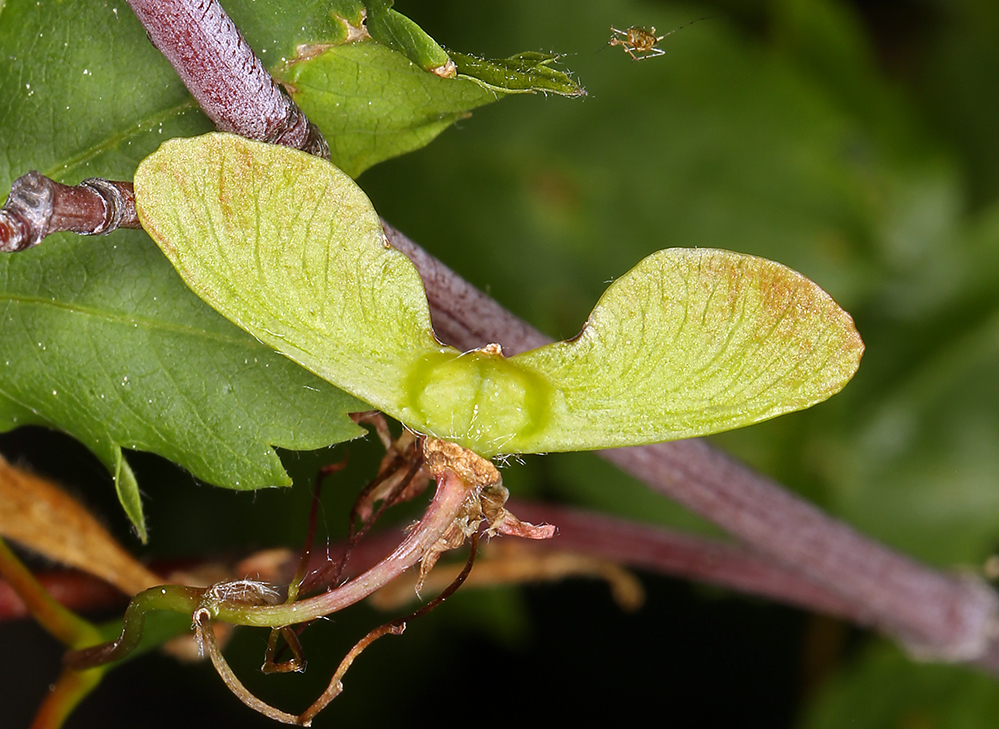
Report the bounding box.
[0,537,108,729]
[66,472,474,668]
[64,584,204,670]
[0,536,101,649]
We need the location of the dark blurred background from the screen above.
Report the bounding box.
[7,0,999,726]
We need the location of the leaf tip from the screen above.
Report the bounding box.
[113,452,148,544]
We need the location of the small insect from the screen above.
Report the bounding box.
[609,26,667,60]
[608,18,710,61]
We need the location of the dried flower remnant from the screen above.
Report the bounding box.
[417,439,555,589]
[179,436,557,726]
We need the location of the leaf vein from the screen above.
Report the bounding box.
[0,293,267,348]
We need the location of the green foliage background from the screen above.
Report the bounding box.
[5,0,999,726]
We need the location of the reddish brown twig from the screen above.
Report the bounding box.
[0,173,139,252]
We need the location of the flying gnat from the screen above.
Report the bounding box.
[608,18,711,61]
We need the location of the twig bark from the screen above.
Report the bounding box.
[506,502,870,624]
[126,0,329,159]
[0,174,138,252]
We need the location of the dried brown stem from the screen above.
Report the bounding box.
[300,532,479,725]
[194,609,301,725]
[297,623,404,726]
[0,173,139,252]
[260,626,306,675]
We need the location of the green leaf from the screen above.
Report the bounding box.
[275,40,500,178]
[452,51,586,97]
[0,392,44,432]
[274,41,584,178]
[364,0,452,72]
[0,231,366,540]
[0,0,366,537]
[135,133,863,459]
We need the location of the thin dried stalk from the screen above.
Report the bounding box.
[194,608,301,725]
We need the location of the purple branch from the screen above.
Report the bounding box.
[601,442,999,663]
[506,501,870,623]
[0,502,867,626]
[126,0,329,158]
